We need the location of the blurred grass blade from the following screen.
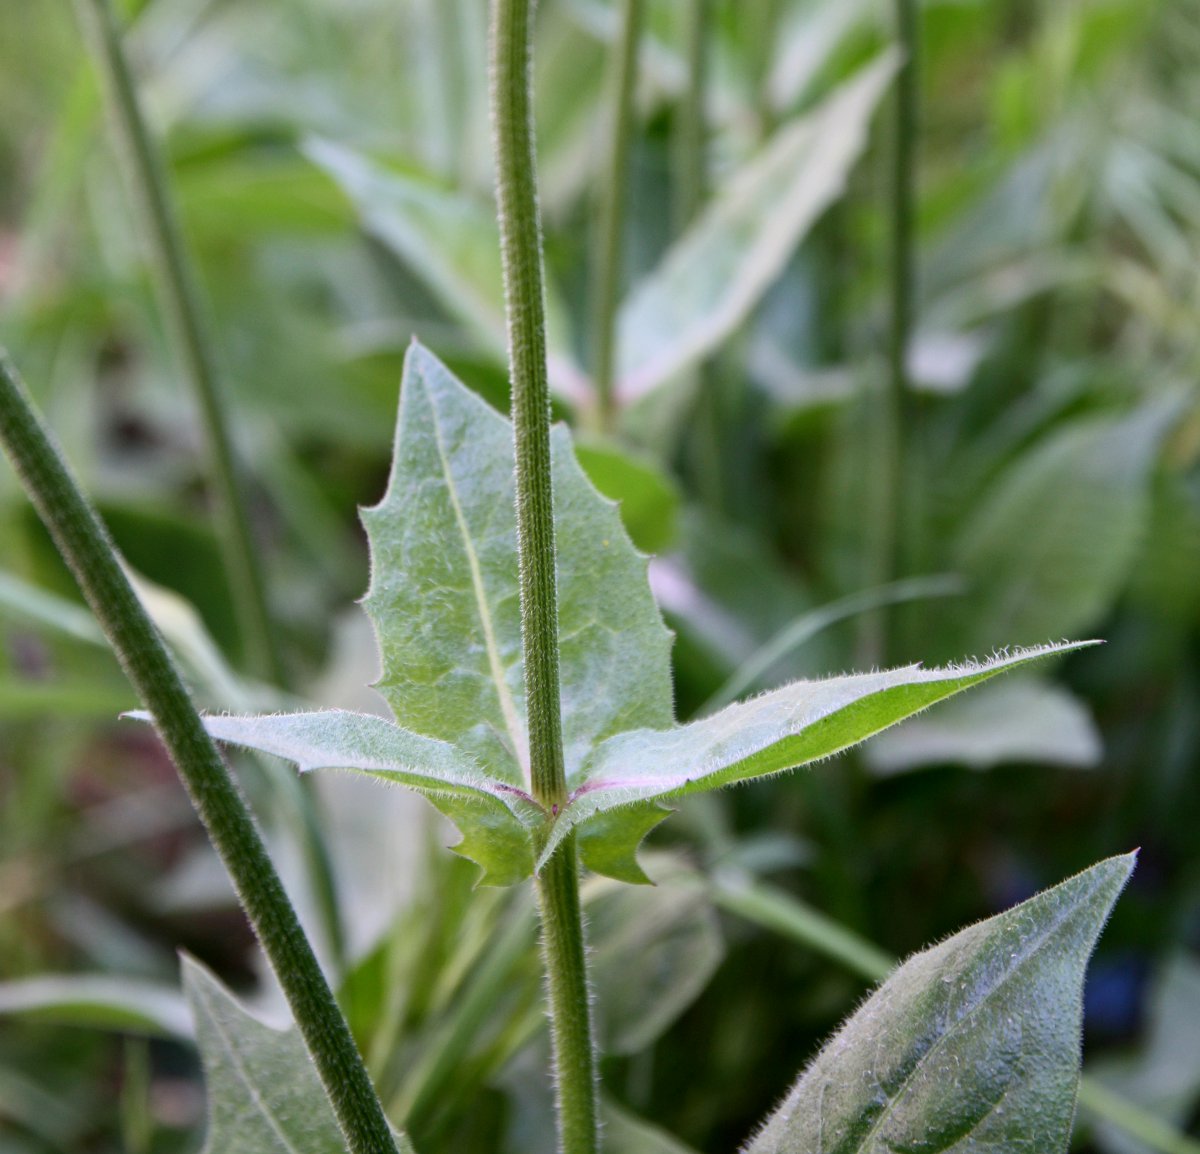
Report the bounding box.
[0,974,192,1038]
[703,574,962,713]
[0,569,105,645]
[616,53,897,403]
[74,0,282,682]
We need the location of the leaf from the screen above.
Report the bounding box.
[361,344,674,810]
[616,53,897,403]
[542,643,1094,869]
[742,853,1135,1154]
[194,710,541,888]
[0,974,191,1038]
[182,957,414,1154]
[198,345,674,884]
[953,401,1180,651]
[306,141,587,403]
[864,676,1102,775]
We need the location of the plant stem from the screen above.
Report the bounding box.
[489,1,600,1150]
[713,868,1200,1154]
[0,350,397,1154]
[675,0,709,232]
[74,0,282,684]
[591,0,642,430]
[490,0,566,813]
[536,838,599,1154]
[885,0,918,640]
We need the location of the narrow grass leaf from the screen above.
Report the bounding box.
[0,975,191,1038]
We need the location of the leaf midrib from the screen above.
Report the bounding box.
[420,365,530,786]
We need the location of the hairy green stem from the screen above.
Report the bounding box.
[490,0,566,812]
[714,869,1200,1154]
[489,2,600,1150]
[74,0,282,684]
[535,838,599,1154]
[0,350,396,1154]
[675,0,709,232]
[591,0,642,429]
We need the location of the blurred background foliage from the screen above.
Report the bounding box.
[1,0,1199,1151]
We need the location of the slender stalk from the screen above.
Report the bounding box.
[535,839,598,1154]
[490,0,566,813]
[885,0,918,638]
[714,869,1200,1154]
[861,0,919,666]
[0,350,396,1154]
[591,0,642,430]
[74,0,282,684]
[675,0,709,233]
[489,1,600,1150]
[888,0,917,500]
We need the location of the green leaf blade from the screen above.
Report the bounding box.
[551,423,675,775]
[616,52,898,402]
[363,344,530,785]
[363,342,673,779]
[183,957,415,1154]
[953,401,1179,651]
[194,709,539,886]
[742,853,1135,1153]
[547,643,1094,868]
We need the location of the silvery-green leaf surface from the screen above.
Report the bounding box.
[363,343,674,774]
[537,643,1094,870]
[201,343,673,883]
[197,709,540,887]
[616,53,897,403]
[743,853,1134,1153]
[193,348,1092,885]
[183,956,414,1154]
